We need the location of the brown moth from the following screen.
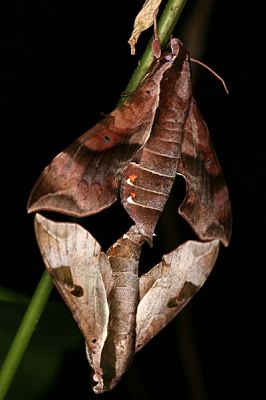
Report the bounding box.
[120,50,231,246]
[34,213,145,393]
[27,40,184,233]
[27,38,231,246]
[35,213,219,393]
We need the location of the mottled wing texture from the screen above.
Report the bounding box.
[178,98,232,246]
[28,52,182,217]
[34,214,112,384]
[136,239,219,351]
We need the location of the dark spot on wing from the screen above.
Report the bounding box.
[70,285,84,297]
[104,135,111,143]
[167,281,198,307]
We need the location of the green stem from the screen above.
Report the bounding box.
[122,0,187,97]
[0,270,53,400]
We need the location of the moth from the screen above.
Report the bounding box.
[27,38,232,246]
[35,213,219,393]
[28,37,232,392]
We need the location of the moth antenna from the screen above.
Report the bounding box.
[190,58,229,94]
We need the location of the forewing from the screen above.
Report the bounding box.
[28,53,180,217]
[178,98,232,246]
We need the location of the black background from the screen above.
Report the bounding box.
[0,1,263,399]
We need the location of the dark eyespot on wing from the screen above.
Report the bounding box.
[104,135,111,143]
[70,285,84,297]
[51,266,84,297]
[167,282,198,308]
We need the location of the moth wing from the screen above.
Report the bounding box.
[34,213,112,383]
[136,239,219,351]
[178,98,232,246]
[28,55,176,218]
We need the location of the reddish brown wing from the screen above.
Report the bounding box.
[178,98,232,246]
[27,53,179,217]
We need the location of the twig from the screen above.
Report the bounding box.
[0,271,53,399]
[119,0,187,103]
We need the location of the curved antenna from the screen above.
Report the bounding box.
[191,57,229,94]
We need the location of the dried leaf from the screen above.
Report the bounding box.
[128,0,163,55]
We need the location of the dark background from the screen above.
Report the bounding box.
[0,1,263,399]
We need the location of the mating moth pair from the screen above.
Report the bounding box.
[28,38,231,393]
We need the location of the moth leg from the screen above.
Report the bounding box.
[152,10,161,59]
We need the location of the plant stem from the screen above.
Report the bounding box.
[121,0,187,98]
[0,270,53,400]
